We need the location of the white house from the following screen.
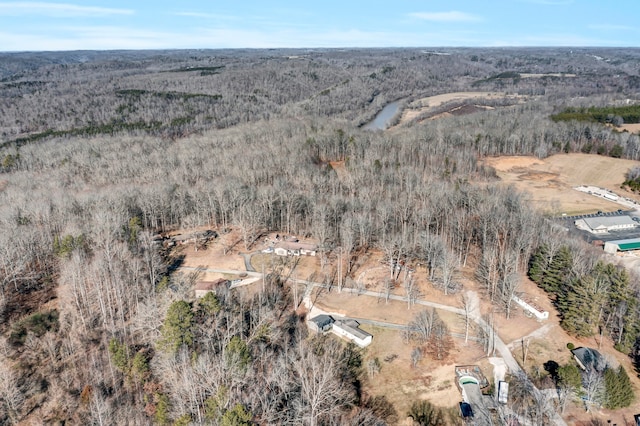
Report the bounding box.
[274,241,317,257]
[332,319,372,347]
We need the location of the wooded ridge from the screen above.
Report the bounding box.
[1,47,640,425]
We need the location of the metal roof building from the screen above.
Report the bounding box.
[604,237,640,253]
[575,215,637,234]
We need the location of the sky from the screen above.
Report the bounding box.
[0,0,639,51]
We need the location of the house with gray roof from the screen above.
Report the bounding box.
[307,314,334,333]
[571,347,607,372]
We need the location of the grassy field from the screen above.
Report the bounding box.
[484,153,640,215]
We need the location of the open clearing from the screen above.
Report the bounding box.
[618,123,640,134]
[484,153,640,214]
[397,91,521,126]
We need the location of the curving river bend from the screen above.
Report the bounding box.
[362,100,401,130]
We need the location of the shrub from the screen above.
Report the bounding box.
[9,310,59,346]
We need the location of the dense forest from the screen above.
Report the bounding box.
[1,47,640,425]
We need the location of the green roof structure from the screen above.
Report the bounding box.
[617,241,640,251]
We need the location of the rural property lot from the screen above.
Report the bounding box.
[174,220,640,424]
[170,152,640,424]
[484,153,640,215]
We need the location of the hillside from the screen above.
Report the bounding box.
[2,48,640,425]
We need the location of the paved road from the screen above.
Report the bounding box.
[179,266,261,288]
[180,265,261,277]
[350,317,483,342]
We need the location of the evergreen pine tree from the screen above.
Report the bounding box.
[160,300,194,353]
[528,245,549,285]
[558,276,602,337]
[541,246,572,294]
[604,365,634,409]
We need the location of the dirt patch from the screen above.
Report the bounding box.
[484,153,640,214]
[328,160,349,181]
[396,91,520,127]
[618,123,640,134]
[449,104,491,116]
[362,325,488,421]
[484,155,544,172]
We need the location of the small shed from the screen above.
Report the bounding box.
[195,278,230,298]
[307,314,334,333]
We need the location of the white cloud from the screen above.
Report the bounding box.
[518,0,573,4]
[493,33,619,47]
[0,26,486,51]
[0,2,133,17]
[588,24,635,32]
[0,24,634,52]
[173,11,238,20]
[408,11,481,22]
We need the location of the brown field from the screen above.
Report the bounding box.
[361,324,488,422]
[484,154,640,214]
[618,123,640,134]
[397,91,520,126]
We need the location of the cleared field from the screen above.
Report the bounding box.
[484,154,640,215]
[618,123,640,134]
[397,91,520,126]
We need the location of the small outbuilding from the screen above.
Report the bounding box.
[195,279,230,298]
[307,314,335,333]
[459,402,473,419]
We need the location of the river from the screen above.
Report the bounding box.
[362,100,401,130]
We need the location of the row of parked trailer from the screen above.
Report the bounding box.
[562,209,627,221]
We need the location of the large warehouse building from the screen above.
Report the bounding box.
[574,216,637,234]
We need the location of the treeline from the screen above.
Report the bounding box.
[529,244,639,352]
[551,105,640,125]
[528,244,638,411]
[624,166,640,192]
